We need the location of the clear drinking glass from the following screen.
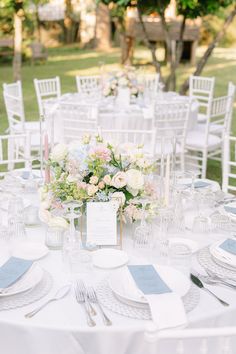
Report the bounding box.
[45,226,64,250]
[192,190,211,233]
[169,243,192,277]
[133,199,152,250]
[8,197,27,241]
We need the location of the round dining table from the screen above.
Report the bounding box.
[0,179,236,354]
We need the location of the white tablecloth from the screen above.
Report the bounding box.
[0,210,236,354]
[43,93,198,144]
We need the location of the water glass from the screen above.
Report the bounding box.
[8,197,27,241]
[8,197,24,218]
[45,226,64,250]
[169,243,192,276]
[211,214,233,233]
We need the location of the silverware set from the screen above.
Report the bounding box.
[74,280,112,327]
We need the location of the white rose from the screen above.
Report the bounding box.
[126,186,139,197]
[87,184,98,196]
[48,216,68,229]
[39,207,52,224]
[111,191,126,206]
[50,144,68,162]
[126,169,144,190]
[111,171,127,189]
[41,198,52,210]
[38,186,48,201]
[103,175,111,185]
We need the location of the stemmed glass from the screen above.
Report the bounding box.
[133,198,152,253]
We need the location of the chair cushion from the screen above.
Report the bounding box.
[186,130,221,151]
[144,141,182,156]
[195,123,224,135]
[197,113,207,123]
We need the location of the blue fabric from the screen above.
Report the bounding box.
[219,239,236,256]
[0,257,33,289]
[128,265,172,295]
[185,181,211,189]
[224,206,236,215]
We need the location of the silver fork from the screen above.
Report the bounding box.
[195,272,236,291]
[78,280,97,316]
[87,286,112,326]
[74,282,96,327]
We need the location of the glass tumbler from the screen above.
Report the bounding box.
[169,243,192,276]
[45,226,64,250]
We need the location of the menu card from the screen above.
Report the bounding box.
[86,202,119,246]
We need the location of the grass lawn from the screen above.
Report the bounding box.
[0,44,236,183]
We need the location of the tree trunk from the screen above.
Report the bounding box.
[64,0,73,44]
[166,16,186,91]
[13,11,22,81]
[95,3,111,50]
[136,4,162,79]
[179,5,236,95]
[120,34,134,65]
[35,5,41,43]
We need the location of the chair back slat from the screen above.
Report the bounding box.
[223,134,236,193]
[3,81,25,132]
[76,75,101,94]
[34,76,61,116]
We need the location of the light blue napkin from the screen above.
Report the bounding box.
[0,257,33,289]
[185,181,211,189]
[219,239,236,256]
[224,206,236,215]
[128,265,171,295]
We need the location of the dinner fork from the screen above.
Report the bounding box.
[87,287,112,326]
[74,281,96,327]
[78,280,96,316]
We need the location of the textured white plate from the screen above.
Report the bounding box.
[92,249,129,269]
[109,265,190,306]
[178,178,219,192]
[219,202,236,222]
[0,264,43,297]
[11,242,49,261]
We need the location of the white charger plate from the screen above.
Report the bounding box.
[219,202,236,222]
[11,242,49,261]
[0,264,43,297]
[108,265,190,307]
[92,249,129,269]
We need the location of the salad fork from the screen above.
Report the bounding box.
[87,287,112,326]
[78,280,96,316]
[74,282,96,327]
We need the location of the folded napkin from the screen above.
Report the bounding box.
[219,239,236,256]
[224,206,236,215]
[0,257,33,289]
[127,265,187,329]
[185,181,211,189]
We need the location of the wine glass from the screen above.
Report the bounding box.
[133,198,152,254]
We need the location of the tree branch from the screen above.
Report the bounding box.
[180,5,236,95]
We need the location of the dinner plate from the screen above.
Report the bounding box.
[108,265,190,307]
[169,238,199,254]
[92,249,129,269]
[219,202,236,222]
[0,264,43,297]
[210,240,236,269]
[177,178,219,192]
[11,242,49,261]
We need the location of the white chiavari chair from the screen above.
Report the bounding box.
[34,76,61,116]
[100,128,156,157]
[186,92,234,178]
[222,134,236,194]
[153,100,191,171]
[3,81,41,154]
[0,133,31,175]
[75,75,101,95]
[189,75,215,123]
[145,325,236,354]
[58,102,99,144]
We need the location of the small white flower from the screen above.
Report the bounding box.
[39,207,52,224]
[87,184,98,196]
[111,191,126,206]
[103,175,111,185]
[50,144,68,162]
[89,176,98,185]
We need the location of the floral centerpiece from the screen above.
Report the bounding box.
[39,135,157,228]
[103,66,143,98]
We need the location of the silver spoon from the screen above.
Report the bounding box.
[25,284,71,318]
